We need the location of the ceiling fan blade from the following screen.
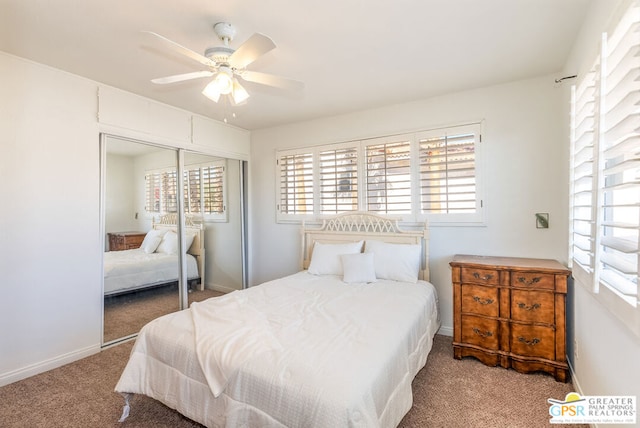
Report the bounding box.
[143,31,215,68]
[151,70,214,84]
[240,70,305,91]
[228,33,276,69]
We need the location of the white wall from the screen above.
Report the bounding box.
[0,51,249,386]
[249,74,569,336]
[0,53,101,382]
[561,0,640,410]
[105,153,138,241]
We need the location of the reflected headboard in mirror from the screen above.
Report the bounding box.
[153,213,206,290]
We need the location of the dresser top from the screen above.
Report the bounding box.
[450,254,570,274]
[108,231,145,236]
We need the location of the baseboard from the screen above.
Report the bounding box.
[566,358,598,428]
[0,343,100,387]
[437,325,453,336]
[205,282,239,294]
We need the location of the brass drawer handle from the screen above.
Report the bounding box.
[517,336,540,346]
[473,296,495,305]
[517,276,541,286]
[473,272,494,281]
[472,327,493,338]
[517,302,541,311]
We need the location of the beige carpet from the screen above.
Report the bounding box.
[0,334,586,428]
[104,285,223,343]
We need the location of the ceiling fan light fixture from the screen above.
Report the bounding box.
[215,66,234,94]
[202,80,222,102]
[232,78,250,104]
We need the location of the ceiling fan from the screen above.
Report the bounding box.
[146,22,303,105]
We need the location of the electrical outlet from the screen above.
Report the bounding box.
[574,339,579,360]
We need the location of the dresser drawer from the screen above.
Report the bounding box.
[461,267,499,286]
[461,284,499,317]
[511,290,555,324]
[510,323,555,360]
[511,272,555,290]
[461,314,499,350]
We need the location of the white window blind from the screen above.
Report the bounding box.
[597,1,640,304]
[146,161,226,220]
[184,163,225,216]
[278,152,314,215]
[145,171,162,213]
[201,164,225,215]
[145,170,177,213]
[419,131,477,214]
[365,139,412,214]
[319,146,358,214]
[275,122,483,223]
[570,0,640,313]
[570,65,598,271]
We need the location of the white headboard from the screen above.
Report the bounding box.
[301,212,430,281]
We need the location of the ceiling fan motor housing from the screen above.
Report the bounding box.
[204,46,234,64]
[214,22,236,43]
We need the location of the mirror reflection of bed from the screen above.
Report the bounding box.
[102,136,244,345]
[103,214,221,342]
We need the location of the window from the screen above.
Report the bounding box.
[319,145,358,214]
[145,169,177,213]
[365,138,412,214]
[145,160,227,221]
[276,122,483,224]
[418,129,477,215]
[277,151,314,216]
[569,0,639,332]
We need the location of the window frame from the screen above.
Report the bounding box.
[275,122,485,226]
[145,159,228,222]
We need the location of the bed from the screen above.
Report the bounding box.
[104,214,205,296]
[115,212,440,427]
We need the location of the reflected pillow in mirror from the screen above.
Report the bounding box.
[140,229,166,254]
[341,252,377,284]
[156,230,179,254]
[185,231,197,253]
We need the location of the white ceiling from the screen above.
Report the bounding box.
[0,0,590,130]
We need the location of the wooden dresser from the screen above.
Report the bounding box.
[450,255,570,382]
[108,231,146,251]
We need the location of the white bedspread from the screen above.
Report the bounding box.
[115,271,440,428]
[104,249,199,295]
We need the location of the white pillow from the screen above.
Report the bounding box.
[185,231,197,253]
[156,230,179,254]
[341,252,377,284]
[307,241,363,275]
[364,240,421,283]
[140,229,166,254]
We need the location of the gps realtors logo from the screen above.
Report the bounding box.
[548,392,636,424]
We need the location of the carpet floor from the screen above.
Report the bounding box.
[0,334,587,427]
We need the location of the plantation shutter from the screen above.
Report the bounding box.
[202,164,225,214]
[419,131,477,213]
[319,145,358,214]
[162,170,178,213]
[365,139,412,214]
[570,65,598,272]
[596,1,640,304]
[278,152,314,215]
[145,172,162,213]
[185,168,201,214]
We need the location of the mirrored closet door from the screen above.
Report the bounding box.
[101,136,246,345]
[101,136,182,344]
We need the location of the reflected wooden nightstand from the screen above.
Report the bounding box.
[108,232,146,251]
